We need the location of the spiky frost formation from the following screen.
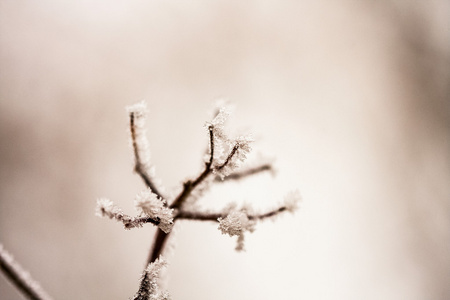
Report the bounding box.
[214,135,253,179]
[0,244,53,300]
[127,101,152,172]
[215,154,275,182]
[96,198,163,230]
[95,101,300,298]
[206,105,254,179]
[127,100,148,117]
[215,193,300,251]
[204,106,231,165]
[96,198,122,219]
[218,210,255,251]
[284,190,301,213]
[96,198,144,229]
[133,256,171,300]
[127,101,165,197]
[208,106,231,142]
[135,189,174,233]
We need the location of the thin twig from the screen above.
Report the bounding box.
[247,207,287,220]
[215,164,273,182]
[176,211,222,221]
[207,125,214,168]
[215,144,239,172]
[176,206,288,222]
[130,113,164,199]
[146,125,228,265]
[0,244,53,300]
[146,126,215,265]
[96,199,162,229]
[169,126,215,211]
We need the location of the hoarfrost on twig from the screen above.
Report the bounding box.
[0,244,53,300]
[96,100,301,298]
[135,189,174,234]
[133,256,171,300]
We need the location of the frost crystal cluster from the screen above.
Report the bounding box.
[135,189,174,234]
[133,256,170,300]
[0,101,300,300]
[94,101,300,299]
[218,210,255,237]
[218,210,256,251]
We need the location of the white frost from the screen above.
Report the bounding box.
[135,189,174,233]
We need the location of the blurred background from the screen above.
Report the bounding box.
[1,1,449,299]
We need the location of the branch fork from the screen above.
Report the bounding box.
[95,101,301,299]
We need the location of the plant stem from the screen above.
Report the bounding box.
[147,230,168,266]
[130,113,164,199]
[0,245,53,300]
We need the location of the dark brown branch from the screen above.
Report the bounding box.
[129,113,164,199]
[176,206,288,222]
[147,230,168,265]
[176,211,223,221]
[123,216,161,229]
[248,206,287,220]
[207,125,214,167]
[215,144,239,171]
[97,201,161,229]
[147,126,216,265]
[146,127,258,266]
[169,126,215,211]
[133,269,151,300]
[215,164,273,182]
[146,205,289,265]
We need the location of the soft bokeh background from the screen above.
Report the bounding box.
[1,1,449,299]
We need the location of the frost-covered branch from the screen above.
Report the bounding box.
[133,256,170,300]
[213,136,253,180]
[177,190,300,222]
[173,190,300,251]
[96,198,159,229]
[128,102,164,199]
[177,190,301,251]
[97,101,301,298]
[176,201,297,223]
[169,125,215,211]
[215,163,274,182]
[96,191,174,233]
[0,244,53,300]
[146,125,217,264]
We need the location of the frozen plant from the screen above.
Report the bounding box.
[133,256,170,300]
[96,101,300,299]
[0,101,300,300]
[0,244,53,300]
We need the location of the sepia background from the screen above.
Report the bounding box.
[1,1,449,299]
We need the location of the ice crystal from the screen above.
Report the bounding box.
[96,198,122,218]
[204,106,231,163]
[127,100,148,117]
[218,211,253,236]
[213,134,253,179]
[135,189,174,233]
[218,210,255,251]
[96,198,148,229]
[284,190,301,213]
[208,106,231,141]
[133,256,171,300]
[127,101,154,176]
